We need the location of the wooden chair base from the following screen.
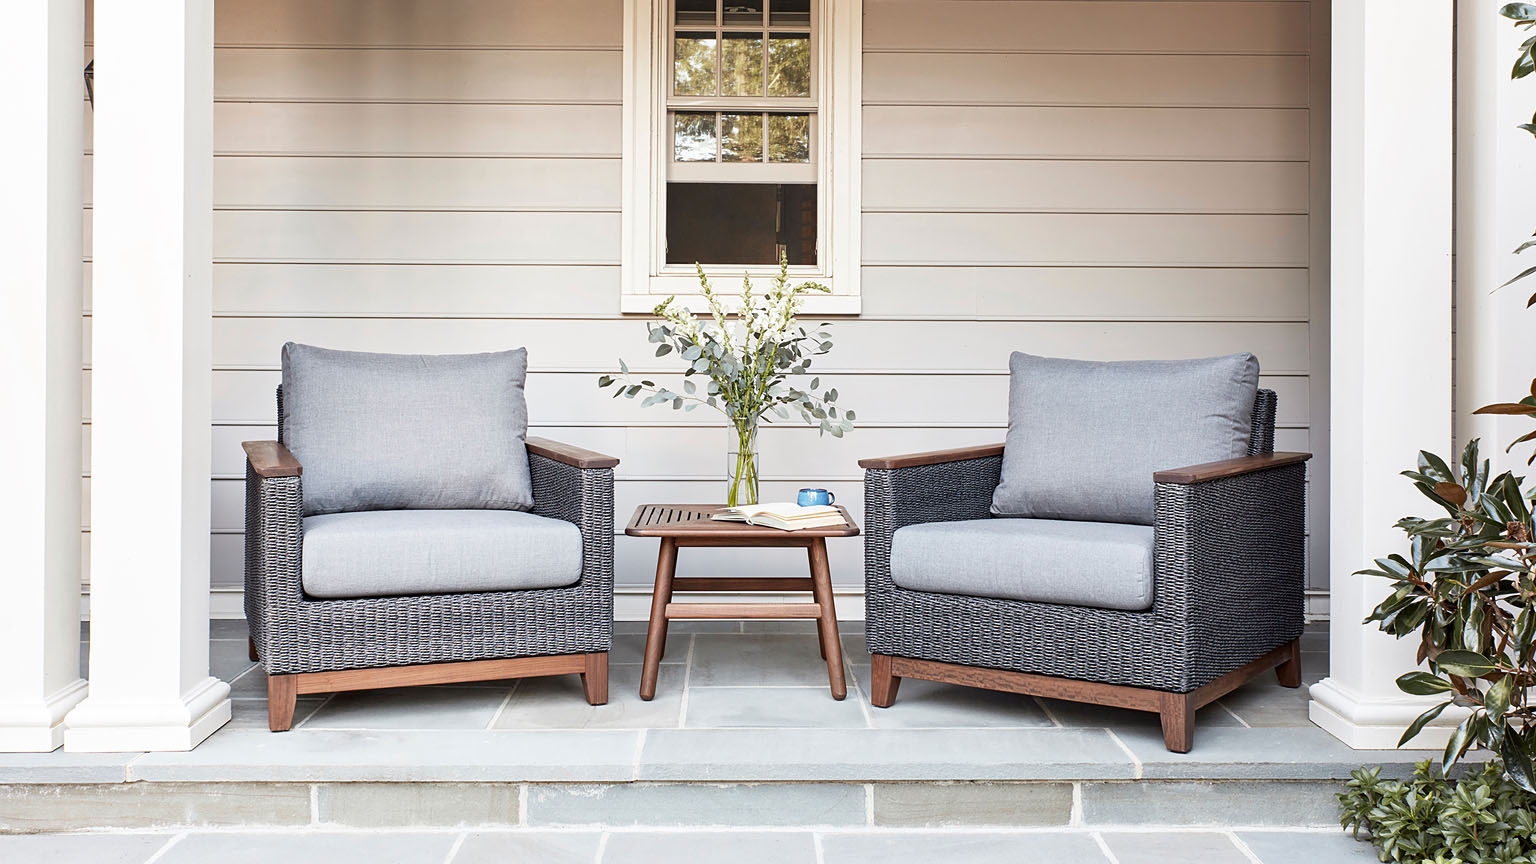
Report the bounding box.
[265,651,608,732]
[870,640,1301,753]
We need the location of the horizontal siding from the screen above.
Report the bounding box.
[80,0,1328,601]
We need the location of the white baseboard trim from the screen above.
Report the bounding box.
[1308,676,1465,750]
[0,678,89,753]
[63,676,231,753]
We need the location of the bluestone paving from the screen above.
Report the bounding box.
[820,831,1110,863]
[1101,831,1249,863]
[316,781,520,827]
[857,670,1057,729]
[0,834,170,864]
[0,751,133,784]
[1117,725,1444,780]
[602,830,816,863]
[453,832,604,864]
[870,781,1074,826]
[1238,830,1382,863]
[1080,781,1342,826]
[301,685,510,731]
[527,781,867,827]
[689,633,843,687]
[154,832,457,864]
[494,663,684,730]
[683,685,869,728]
[0,781,312,831]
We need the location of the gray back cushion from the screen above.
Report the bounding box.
[281,343,534,515]
[991,351,1260,525]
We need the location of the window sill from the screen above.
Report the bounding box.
[620,291,862,316]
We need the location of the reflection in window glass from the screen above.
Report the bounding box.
[667,183,817,265]
[721,113,764,162]
[767,35,809,97]
[674,112,718,161]
[674,34,717,96]
[722,0,764,26]
[768,0,810,26]
[721,33,764,97]
[767,114,810,162]
[676,0,716,26]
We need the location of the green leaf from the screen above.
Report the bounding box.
[845,410,856,421]
[683,380,696,395]
[1396,671,1454,696]
[619,358,629,375]
[1441,715,1476,775]
[1503,724,1536,794]
[1434,650,1497,678]
[598,375,614,387]
[1398,700,1450,747]
[1485,675,1514,720]
[655,344,673,357]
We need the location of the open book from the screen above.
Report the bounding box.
[711,503,846,531]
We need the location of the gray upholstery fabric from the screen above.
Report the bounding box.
[301,509,582,599]
[890,518,1155,612]
[991,351,1259,525]
[281,343,533,515]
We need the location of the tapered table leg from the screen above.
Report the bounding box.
[807,538,847,700]
[639,538,678,701]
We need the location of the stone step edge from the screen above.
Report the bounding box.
[0,779,1348,834]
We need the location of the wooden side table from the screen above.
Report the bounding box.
[624,504,861,701]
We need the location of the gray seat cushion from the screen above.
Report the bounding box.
[891,518,1155,612]
[301,509,582,599]
[282,343,533,516]
[991,351,1259,525]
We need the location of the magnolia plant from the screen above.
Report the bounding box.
[598,254,854,506]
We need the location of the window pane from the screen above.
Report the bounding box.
[767,34,810,97]
[667,183,817,265]
[673,34,717,96]
[768,0,810,26]
[674,112,718,162]
[676,0,716,27]
[722,0,764,26]
[721,33,764,97]
[721,113,764,162]
[767,114,810,162]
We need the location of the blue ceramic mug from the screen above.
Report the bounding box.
[797,488,835,507]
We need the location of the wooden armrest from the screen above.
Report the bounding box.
[526,437,620,470]
[242,440,302,478]
[1153,451,1311,485]
[858,443,1005,471]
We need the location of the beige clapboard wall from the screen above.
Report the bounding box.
[80,0,1328,610]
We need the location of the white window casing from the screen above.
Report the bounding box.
[622,0,862,314]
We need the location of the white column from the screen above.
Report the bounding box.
[1456,1,1536,459]
[1310,0,1458,748]
[63,0,230,751]
[0,0,88,753]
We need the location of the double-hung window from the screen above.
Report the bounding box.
[623,0,861,313]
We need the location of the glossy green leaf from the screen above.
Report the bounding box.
[1398,700,1451,747]
[1397,672,1454,696]
[1435,650,1497,678]
[1442,715,1477,775]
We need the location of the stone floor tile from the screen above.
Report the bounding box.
[743,619,864,634]
[453,832,603,864]
[871,781,1073,826]
[612,631,687,665]
[1036,697,1240,731]
[225,696,325,731]
[301,685,512,731]
[1237,830,1382,863]
[1219,677,1315,728]
[602,830,816,863]
[528,781,866,827]
[317,781,518,827]
[494,663,683,730]
[0,782,312,832]
[854,668,1055,729]
[639,727,1135,781]
[820,831,1109,863]
[156,832,455,864]
[210,619,251,641]
[684,686,869,728]
[0,751,133,784]
[614,620,740,635]
[131,729,641,782]
[211,637,258,681]
[1081,781,1343,826]
[841,634,871,667]
[0,833,171,864]
[1117,726,1442,780]
[226,664,274,699]
[690,633,847,687]
[1101,831,1249,863]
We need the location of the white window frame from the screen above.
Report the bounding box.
[622,0,861,315]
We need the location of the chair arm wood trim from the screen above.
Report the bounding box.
[1153,451,1311,485]
[527,437,620,470]
[242,440,302,477]
[857,443,1005,471]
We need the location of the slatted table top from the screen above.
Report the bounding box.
[623,504,860,539]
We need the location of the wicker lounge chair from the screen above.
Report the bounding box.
[242,344,617,731]
[858,352,1310,752]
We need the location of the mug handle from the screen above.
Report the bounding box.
[826,492,835,505]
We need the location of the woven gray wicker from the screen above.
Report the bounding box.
[243,387,616,731]
[861,389,1310,752]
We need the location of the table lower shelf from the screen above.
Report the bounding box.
[663,602,822,620]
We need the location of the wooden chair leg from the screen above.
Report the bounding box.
[1275,638,1303,688]
[1159,692,1196,753]
[640,538,677,702]
[870,654,901,708]
[248,636,258,662]
[581,652,609,706]
[268,674,298,732]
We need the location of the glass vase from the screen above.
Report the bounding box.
[726,417,761,507]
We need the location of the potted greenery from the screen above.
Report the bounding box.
[599,255,854,506]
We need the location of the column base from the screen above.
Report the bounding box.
[1309,676,1465,750]
[0,679,89,752]
[63,676,231,753]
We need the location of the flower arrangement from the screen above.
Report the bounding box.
[598,254,855,506]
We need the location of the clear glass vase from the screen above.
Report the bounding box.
[726,417,761,507]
